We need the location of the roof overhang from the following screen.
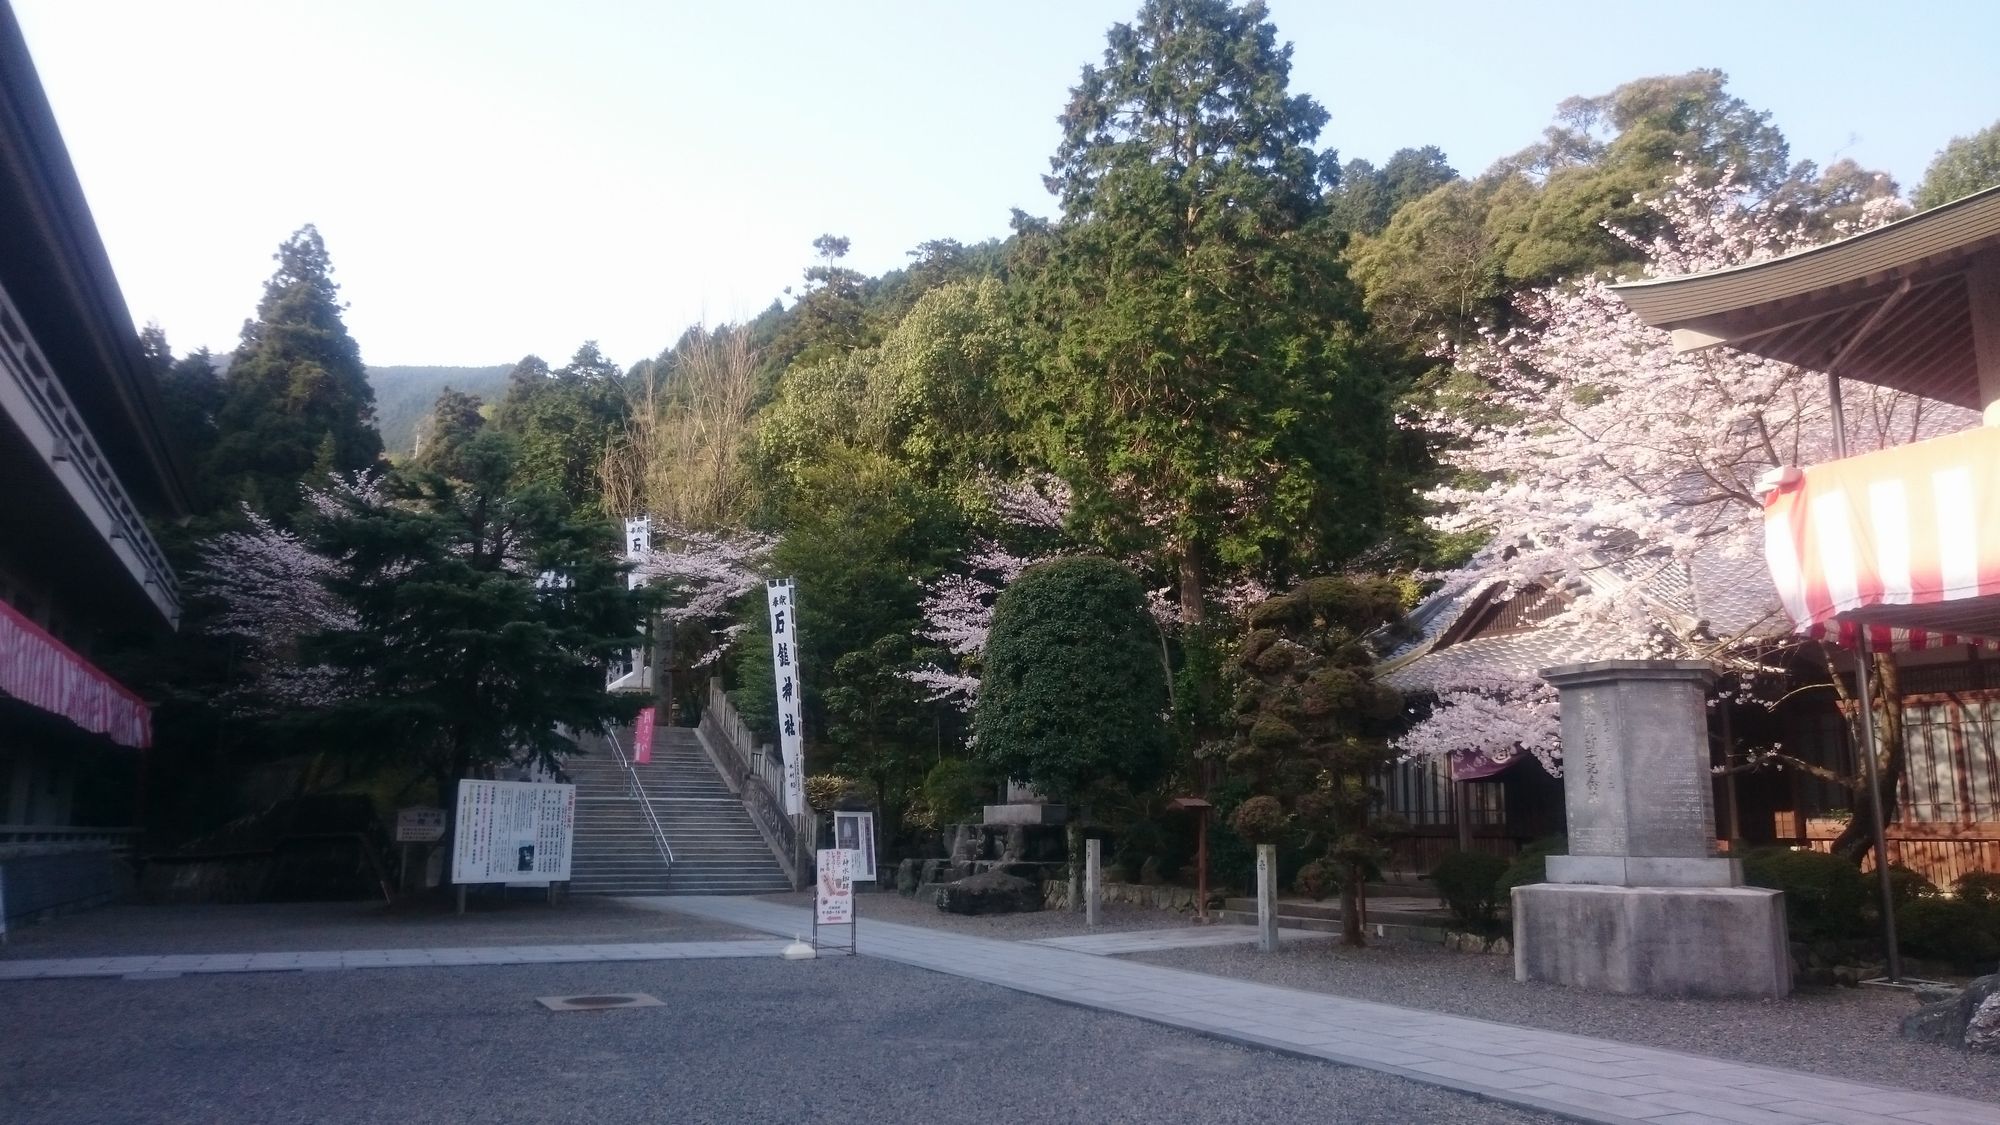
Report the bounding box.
[1612,185,2000,408]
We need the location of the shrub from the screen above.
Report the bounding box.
[1230,795,1289,844]
[804,773,858,813]
[1899,896,2000,969]
[1430,850,1510,935]
[1884,863,1937,905]
[1741,848,1870,943]
[1498,836,1568,894]
[1954,871,2000,910]
[920,759,988,826]
[1295,858,1335,900]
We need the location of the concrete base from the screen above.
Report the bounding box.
[1546,855,1742,888]
[1513,883,1791,998]
[982,803,1067,826]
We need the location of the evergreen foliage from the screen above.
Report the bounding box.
[1914,120,2000,210]
[1014,0,1397,621]
[973,556,1170,803]
[1226,576,1405,944]
[490,344,629,512]
[207,225,382,517]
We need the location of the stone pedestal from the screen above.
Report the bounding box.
[1514,660,1790,998]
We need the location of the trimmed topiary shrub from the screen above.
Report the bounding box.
[1230,795,1289,844]
[1430,850,1510,935]
[1295,858,1335,900]
[1741,847,1870,943]
[920,758,988,826]
[1885,863,1938,906]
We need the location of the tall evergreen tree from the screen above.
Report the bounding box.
[412,385,486,479]
[491,343,628,512]
[1014,0,1394,621]
[207,225,382,517]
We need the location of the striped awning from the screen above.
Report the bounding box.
[1763,426,2000,648]
[0,598,150,748]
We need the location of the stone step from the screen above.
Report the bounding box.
[1219,896,1448,926]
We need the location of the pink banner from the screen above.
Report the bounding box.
[633,706,655,764]
[0,599,150,749]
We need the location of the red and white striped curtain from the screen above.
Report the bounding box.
[0,598,151,748]
[1763,426,2000,650]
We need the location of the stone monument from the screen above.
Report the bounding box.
[1513,660,1790,998]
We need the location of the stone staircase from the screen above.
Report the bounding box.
[564,727,791,896]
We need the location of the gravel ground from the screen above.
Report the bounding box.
[757,888,1198,938]
[0,897,755,958]
[1129,938,2000,1103]
[1,949,1560,1124]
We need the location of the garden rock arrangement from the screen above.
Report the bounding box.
[1900,974,2000,1054]
[936,869,1043,915]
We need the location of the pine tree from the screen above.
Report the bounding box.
[207,225,382,517]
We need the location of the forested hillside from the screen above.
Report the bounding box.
[367,365,511,457]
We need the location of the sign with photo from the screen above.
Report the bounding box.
[394,806,446,843]
[451,780,576,884]
[765,578,806,816]
[831,810,877,882]
[815,848,854,925]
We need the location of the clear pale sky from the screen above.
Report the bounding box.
[13,1,2000,368]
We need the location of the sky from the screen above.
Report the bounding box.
[13,0,2000,368]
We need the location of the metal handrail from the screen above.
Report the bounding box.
[606,729,675,872]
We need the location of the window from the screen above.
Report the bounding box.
[1377,759,1504,828]
[1898,694,2000,823]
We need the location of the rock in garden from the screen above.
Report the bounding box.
[936,869,1042,915]
[1900,973,2000,1054]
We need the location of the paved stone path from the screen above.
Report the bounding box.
[1027,925,1332,955]
[649,896,2000,1125]
[0,939,787,980]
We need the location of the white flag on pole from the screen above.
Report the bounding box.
[766,578,806,816]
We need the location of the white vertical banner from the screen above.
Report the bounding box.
[624,516,651,590]
[766,578,806,816]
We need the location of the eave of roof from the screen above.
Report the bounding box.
[1609,186,2000,408]
[0,3,192,517]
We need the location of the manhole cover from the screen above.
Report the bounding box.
[537,993,664,1012]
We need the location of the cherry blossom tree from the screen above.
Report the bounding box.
[190,477,380,714]
[631,522,778,667]
[1398,164,1960,774]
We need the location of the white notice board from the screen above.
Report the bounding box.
[451,780,576,884]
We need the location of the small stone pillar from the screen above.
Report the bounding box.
[1514,660,1790,998]
[1255,844,1278,952]
[1085,838,1102,929]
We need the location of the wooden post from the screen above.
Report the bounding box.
[1085,838,1102,929]
[1195,809,1210,923]
[1255,844,1278,952]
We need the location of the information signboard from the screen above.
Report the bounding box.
[451,780,576,884]
[814,848,854,926]
[832,811,877,882]
[395,806,446,843]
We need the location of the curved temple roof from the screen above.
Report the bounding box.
[1612,185,2000,408]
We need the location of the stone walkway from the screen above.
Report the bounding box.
[648,896,2000,1125]
[0,939,787,980]
[1027,925,1331,955]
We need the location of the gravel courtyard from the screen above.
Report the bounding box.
[1,948,1562,1125]
[1129,934,2000,1103]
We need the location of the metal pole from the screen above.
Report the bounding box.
[1826,369,1902,980]
[1853,628,1903,982]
